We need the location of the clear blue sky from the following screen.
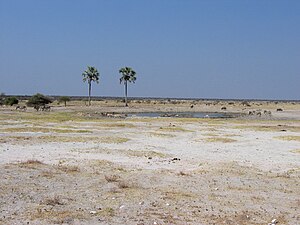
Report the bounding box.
[0,0,299,100]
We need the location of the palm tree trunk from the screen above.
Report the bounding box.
[88,81,91,106]
[125,81,128,107]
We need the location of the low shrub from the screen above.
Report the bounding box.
[58,96,71,107]
[27,93,52,107]
[4,97,19,106]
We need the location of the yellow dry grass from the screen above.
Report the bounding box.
[56,165,80,173]
[126,149,168,158]
[40,135,92,143]
[16,159,44,169]
[202,133,219,137]
[0,135,129,144]
[204,137,237,143]
[97,123,135,128]
[99,136,130,144]
[158,126,192,132]
[275,136,300,142]
[290,149,300,154]
[148,132,176,138]
[0,127,91,133]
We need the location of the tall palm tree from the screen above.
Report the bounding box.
[82,66,100,106]
[119,67,137,107]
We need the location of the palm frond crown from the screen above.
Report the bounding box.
[119,67,136,84]
[82,66,100,83]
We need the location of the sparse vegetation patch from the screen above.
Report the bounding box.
[290,149,300,154]
[105,174,120,182]
[149,132,176,138]
[56,165,80,173]
[204,137,237,143]
[126,149,168,158]
[202,132,219,137]
[100,136,130,144]
[275,136,300,142]
[16,159,44,169]
[43,195,64,206]
[98,122,135,128]
[159,126,191,132]
[0,127,91,133]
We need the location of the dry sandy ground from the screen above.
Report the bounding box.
[0,100,299,224]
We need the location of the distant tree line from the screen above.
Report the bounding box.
[0,93,19,106]
[0,66,137,108]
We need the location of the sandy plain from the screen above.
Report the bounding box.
[0,99,299,225]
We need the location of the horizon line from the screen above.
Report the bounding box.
[4,94,300,102]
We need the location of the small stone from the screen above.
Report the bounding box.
[119,205,125,209]
[271,219,278,224]
[89,211,96,214]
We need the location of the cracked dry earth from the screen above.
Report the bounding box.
[0,111,300,224]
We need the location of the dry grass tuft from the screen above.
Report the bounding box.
[39,135,89,143]
[126,149,168,158]
[40,170,58,178]
[178,171,189,176]
[21,159,43,165]
[99,123,135,128]
[0,135,32,143]
[149,132,176,138]
[202,132,219,137]
[223,133,241,137]
[159,126,192,132]
[100,136,130,144]
[57,165,80,173]
[0,127,92,133]
[89,159,114,168]
[105,174,120,182]
[29,208,86,222]
[290,149,300,154]
[117,180,131,189]
[17,159,44,168]
[43,195,64,206]
[34,135,129,144]
[275,136,300,142]
[204,137,237,143]
[100,207,115,217]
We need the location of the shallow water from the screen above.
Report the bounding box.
[127,112,234,118]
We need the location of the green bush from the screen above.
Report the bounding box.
[58,96,71,107]
[27,93,52,107]
[4,97,19,106]
[0,93,4,105]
